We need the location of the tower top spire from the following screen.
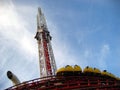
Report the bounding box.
[38,7,42,15]
[37,7,48,31]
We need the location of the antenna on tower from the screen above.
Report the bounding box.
[37,7,48,31]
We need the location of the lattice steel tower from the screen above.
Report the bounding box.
[35,8,57,77]
[6,7,120,90]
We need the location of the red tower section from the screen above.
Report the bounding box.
[42,31,52,75]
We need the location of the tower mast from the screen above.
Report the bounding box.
[35,8,57,77]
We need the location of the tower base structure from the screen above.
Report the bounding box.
[6,75,120,90]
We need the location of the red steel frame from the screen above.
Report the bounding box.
[6,75,120,90]
[42,31,52,76]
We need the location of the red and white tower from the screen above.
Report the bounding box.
[35,8,57,77]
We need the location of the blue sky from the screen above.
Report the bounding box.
[0,0,120,89]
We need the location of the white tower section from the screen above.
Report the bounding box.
[35,8,57,77]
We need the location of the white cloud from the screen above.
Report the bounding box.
[98,44,110,69]
[0,1,37,59]
[0,1,39,89]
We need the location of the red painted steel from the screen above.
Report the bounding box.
[6,75,120,90]
[42,32,52,76]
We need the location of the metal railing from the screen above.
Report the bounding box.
[6,75,120,90]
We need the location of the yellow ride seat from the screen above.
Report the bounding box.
[109,73,115,78]
[93,68,101,74]
[64,65,74,72]
[101,70,109,76]
[83,66,94,73]
[73,65,82,72]
[56,67,65,73]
